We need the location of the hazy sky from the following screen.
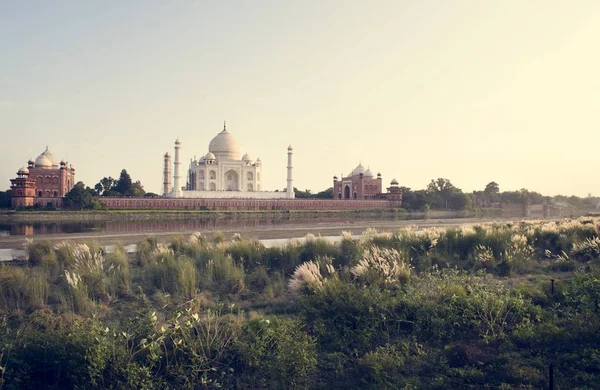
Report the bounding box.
[2,1,599,196]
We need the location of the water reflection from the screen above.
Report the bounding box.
[0,214,442,237]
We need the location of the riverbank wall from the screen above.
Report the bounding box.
[96,197,403,211]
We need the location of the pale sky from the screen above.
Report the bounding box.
[2,1,599,197]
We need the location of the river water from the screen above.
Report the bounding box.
[0,214,444,237]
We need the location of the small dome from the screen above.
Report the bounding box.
[364,168,374,178]
[35,154,52,168]
[208,122,240,160]
[288,145,293,151]
[18,166,29,175]
[205,152,216,160]
[256,157,261,161]
[390,178,399,186]
[60,159,66,166]
[242,152,252,161]
[28,158,34,165]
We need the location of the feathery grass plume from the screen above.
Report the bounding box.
[188,231,208,246]
[351,246,411,286]
[571,236,600,262]
[213,231,225,244]
[474,245,495,265]
[288,261,324,294]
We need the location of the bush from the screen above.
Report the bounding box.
[235,317,317,389]
[0,267,49,313]
[25,240,57,267]
[148,255,197,299]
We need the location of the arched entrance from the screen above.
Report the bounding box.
[225,170,240,191]
[344,185,350,199]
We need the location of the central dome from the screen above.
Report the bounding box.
[208,123,240,160]
[35,147,58,168]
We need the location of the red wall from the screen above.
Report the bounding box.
[97,197,402,211]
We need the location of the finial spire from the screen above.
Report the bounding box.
[223,120,227,132]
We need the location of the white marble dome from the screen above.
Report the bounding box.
[208,124,240,160]
[205,152,216,160]
[35,154,52,168]
[242,152,251,161]
[18,166,29,175]
[364,168,374,178]
[351,163,366,176]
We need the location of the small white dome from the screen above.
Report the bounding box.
[18,166,29,175]
[208,122,240,160]
[364,168,374,178]
[390,178,399,186]
[35,154,52,168]
[205,152,216,160]
[242,152,252,161]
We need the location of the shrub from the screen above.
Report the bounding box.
[0,267,49,313]
[148,254,197,299]
[197,253,245,295]
[235,317,317,389]
[24,240,57,267]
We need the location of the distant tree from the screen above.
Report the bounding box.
[95,176,116,196]
[314,187,334,199]
[484,181,500,195]
[0,190,12,208]
[427,178,458,209]
[114,170,133,196]
[448,191,472,210]
[484,181,500,204]
[63,182,94,210]
[132,181,146,197]
[294,188,312,199]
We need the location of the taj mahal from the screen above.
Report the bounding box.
[162,122,294,199]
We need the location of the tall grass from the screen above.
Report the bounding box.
[0,267,49,313]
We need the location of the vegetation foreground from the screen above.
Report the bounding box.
[1,218,600,389]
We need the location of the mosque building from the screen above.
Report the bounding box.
[10,147,76,208]
[163,122,294,199]
[333,163,402,201]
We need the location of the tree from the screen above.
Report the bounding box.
[427,178,457,209]
[132,181,146,197]
[63,182,94,210]
[484,181,500,204]
[95,176,116,196]
[0,190,12,208]
[114,170,133,196]
[314,187,334,199]
[294,188,312,199]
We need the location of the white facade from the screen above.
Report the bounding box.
[163,122,294,199]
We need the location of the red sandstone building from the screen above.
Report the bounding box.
[10,147,76,208]
[333,163,402,202]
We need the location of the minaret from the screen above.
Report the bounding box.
[173,138,182,197]
[287,145,295,199]
[163,152,171,196]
